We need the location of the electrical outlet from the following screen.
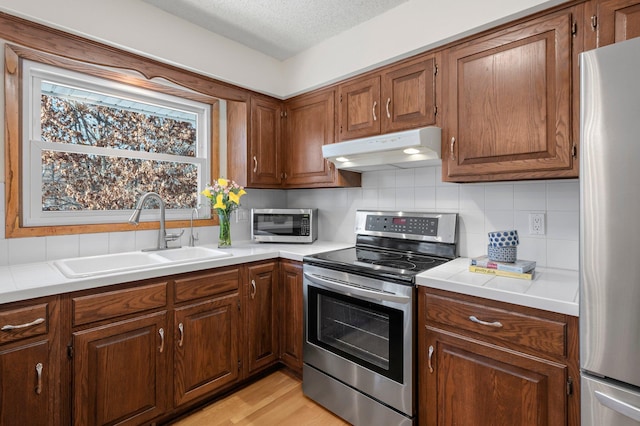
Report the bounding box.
[529,213,545,235]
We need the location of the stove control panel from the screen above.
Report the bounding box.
[355,210,457,244]
[365,215,439,236]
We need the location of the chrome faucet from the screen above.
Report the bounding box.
[189,208,199,247]
[128,192,183,250]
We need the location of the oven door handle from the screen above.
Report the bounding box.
[304,272,412,304]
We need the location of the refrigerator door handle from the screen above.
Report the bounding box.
[595,390,640,422]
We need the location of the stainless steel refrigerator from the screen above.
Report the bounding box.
[580,36,640,425]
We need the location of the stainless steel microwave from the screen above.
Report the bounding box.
[251,208,318,243]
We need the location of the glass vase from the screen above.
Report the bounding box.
[217,211,232,248]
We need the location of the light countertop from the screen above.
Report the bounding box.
[0,240,352,304]
[1,244,579,317]
[416,257,579,317]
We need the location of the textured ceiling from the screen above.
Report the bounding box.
[143,0,409,60]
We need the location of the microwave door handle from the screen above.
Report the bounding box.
[304,272,411,304]
[595,391,640,422]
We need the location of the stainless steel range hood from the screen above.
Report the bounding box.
[322,126,441,172]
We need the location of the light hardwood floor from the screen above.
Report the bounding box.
[171,371,350,425]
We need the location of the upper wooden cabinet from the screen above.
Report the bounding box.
[586,0,640,47]
[442,6,581,182]
[284,89,361,188]
[337,55,438,141]
[249,96,283,187]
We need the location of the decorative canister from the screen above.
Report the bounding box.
[487,244,518,263]
[488,230,519,247]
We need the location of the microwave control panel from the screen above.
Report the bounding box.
[365,215,438,236]
[300,215,310,236]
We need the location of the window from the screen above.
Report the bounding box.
[22,60,212,226]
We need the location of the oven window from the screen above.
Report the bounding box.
[307,287,404,383]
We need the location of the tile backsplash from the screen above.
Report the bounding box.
[0,167,579,270]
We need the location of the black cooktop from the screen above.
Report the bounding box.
[304,245,451,284]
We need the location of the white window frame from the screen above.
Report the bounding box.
[21,59,212,226]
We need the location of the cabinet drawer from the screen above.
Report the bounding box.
[174,267,240,303]
[425,293,567,358]
[72,282,167,326]
[0,303,49,344]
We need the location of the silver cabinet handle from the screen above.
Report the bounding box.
[386,97,391,118]
[1,317,45,331]
[178,322,184,347]
[35,362,43,395]
[428,345,434,373]
[595,390,640,422]
[253,156,258,173]
[158,328,165,353]
[372,101,377,121]
[450,137,456,160]
[250,279,257,299]
[469,315,503,328]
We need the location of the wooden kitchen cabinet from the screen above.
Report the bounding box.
[0,297,61,426]
[278,259,303,375]
[418,287,580,426]
[586,0,640,47]
[244,261,279,376]
[71,282,169,426]
[249,95,283,187]
[284,88,360,188]
[442,6,581,182]
[173,267,241,407]
[337,54,438,141]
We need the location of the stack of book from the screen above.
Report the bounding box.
[469,255,536,280]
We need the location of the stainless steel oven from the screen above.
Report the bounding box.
[303,210,457,425]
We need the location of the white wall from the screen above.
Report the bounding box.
[286,168,580,270]
[0,0,578,269]
[0,0,568,97]
[282,0,568,96]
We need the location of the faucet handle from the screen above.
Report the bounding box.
[165,229,185,242]
[189,233,199,247]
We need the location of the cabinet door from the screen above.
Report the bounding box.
[0,341,53,426]
[284,89,338,187]
[381,56,437,133]
[590,0,640,47]
[443,9,576,181]
[338,75,381,140]
[73,312,168,426]
[0,297,60,426]
[250,96,283,187]
[278,260,303,374]
[423,330,567,426]
[245,262,278,375]
[174,293,240,406]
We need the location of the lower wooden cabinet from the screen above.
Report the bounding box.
[278,259,303,374]
[245,261,279,376]
[0,297,61,426]
[72,311,169,426]
[173,267,242,407]
[418,287,580,426]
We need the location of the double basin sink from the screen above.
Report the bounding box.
[54,246,233,278]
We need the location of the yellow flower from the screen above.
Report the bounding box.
[238,189,247,197]
[213,194,226,210]
[201,188,212,198]
[229,192,240,204]
[217,177,228,187]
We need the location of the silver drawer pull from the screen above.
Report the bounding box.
[178,323,184,347]
[35,363,43,395]
[469,315,503,328]
[428,345,434,373]
[158,328,165,353]
[1,317,45,331]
